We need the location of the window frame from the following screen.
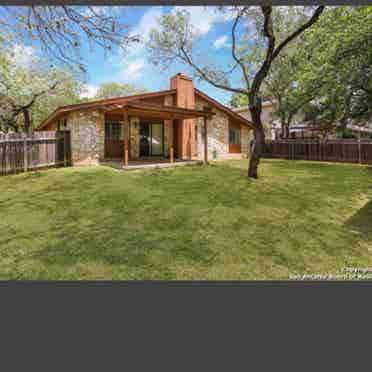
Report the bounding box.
[105,122,123,140]
[229,128,241,145]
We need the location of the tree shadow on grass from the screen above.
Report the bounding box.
[26,205,217,277]
[345,199,372,238]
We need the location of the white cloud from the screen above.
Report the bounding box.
[8,44,35,68]
[213,35,230,49]
[173,6,230,36]
[113,7,162,83]
[126,7,163,59]
[111,6,233,85]
[120,59,145,80]
[80,83,99,99]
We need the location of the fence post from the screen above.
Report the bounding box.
[63,131,67,167]
[358,134,362,165]
[23,137,28,172]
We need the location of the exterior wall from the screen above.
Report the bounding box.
[195,97,229,159]
[46,121,58,131]
[170,74,195,158]
[237,104,277,140]
[194,97,253,160]
[130,116,140,159]
[238,103,274,125]
[67,109,104,165]
[241,125,252,157]
[163,94,174,158]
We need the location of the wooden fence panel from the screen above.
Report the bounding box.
[262,139,372,165]
[0,131,71,176]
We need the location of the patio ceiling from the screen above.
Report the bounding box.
[103,101,215,120]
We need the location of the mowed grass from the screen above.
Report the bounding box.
[0,159,371,279]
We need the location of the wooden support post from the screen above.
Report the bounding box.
[204,116,208,164]
[169,120,174,163]
[123,109,129,166]
[63,131,67,167]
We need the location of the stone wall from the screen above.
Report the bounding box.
[195,97,229,159]
[130,117,140,159]
[67,109,104,165]
[194,97,253,160]
[241,126,253,158]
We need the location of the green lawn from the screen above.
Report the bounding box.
[0,159,371,279]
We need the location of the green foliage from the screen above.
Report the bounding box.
[94,82,145,100]
[230,93,248,108]
[0,40,82,132]
[293,7,372,131]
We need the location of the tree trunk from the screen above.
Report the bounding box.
[248,101,265,179]
[281,122,290,139]
[22,108,31,134]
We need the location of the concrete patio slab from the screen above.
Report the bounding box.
[100,159,204,171]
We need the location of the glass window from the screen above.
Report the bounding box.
[151,123,163,156]
[229,128,241,144]
[105,122,122,140]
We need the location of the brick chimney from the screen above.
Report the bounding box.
[170,73,195,159]
[170,73,195,109]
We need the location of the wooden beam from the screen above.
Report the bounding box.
[123,109,129,166]
[169,120,174,163]
[204,116,208,164]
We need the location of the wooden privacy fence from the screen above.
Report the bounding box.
[262,139,372,165]
[0,131,71,176]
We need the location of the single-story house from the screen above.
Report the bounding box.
[39,73,254,166]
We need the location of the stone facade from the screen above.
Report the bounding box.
[130,117,140,159]
[195,98,227,159]
[43,88,252,164]
[193,97,252,160]
[163,94,174,158]
[163,121,171,158]
[241,125,252,158]
[66,109,104,165]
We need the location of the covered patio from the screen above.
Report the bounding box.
[102,100,215,166]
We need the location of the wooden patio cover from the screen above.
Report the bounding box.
[103,101,215,165]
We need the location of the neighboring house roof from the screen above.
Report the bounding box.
[232,101,274,114]
[39,88,253,130]
[347,124,372,133]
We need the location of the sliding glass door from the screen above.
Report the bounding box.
[139,121,164,157]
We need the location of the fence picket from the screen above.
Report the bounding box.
[263,139,372,165]
[0,131,71,176]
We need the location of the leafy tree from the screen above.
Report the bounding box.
[94,81,145,100]
[289,7,372,136]
[147,6,324,178]
[0,41,82,132]
[230,93,248,108]
[231,7,372,140]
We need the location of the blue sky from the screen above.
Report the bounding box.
[77,6,246,105]
[1,6,250,105]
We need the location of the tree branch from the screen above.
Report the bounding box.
[231,8,250,89]
[179,45,247,95]
[272,6,325,61]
